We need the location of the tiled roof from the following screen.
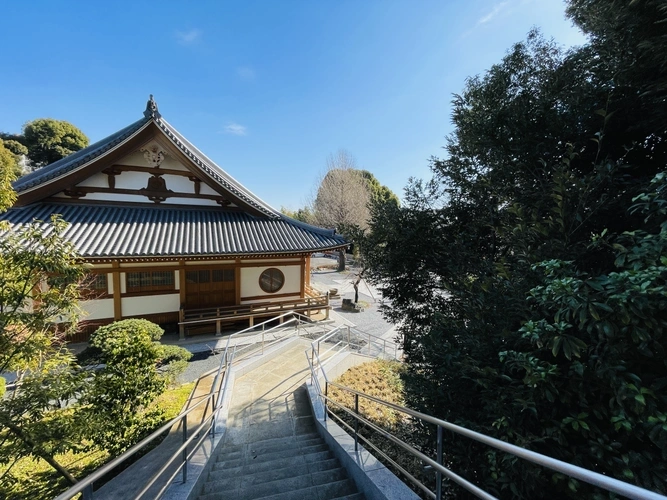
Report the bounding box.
[11,97,279,218]
[0,203,347,258]
[13,117,151,193]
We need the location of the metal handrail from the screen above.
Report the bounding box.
[307,345,667,500]
[54,393,216,500]
[56,311,313,500]
[313,324,400,361]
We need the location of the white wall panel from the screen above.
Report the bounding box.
[240,265,301,300]
[121,293,180,316]
[81,298,114,320]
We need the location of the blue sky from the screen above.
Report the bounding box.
[1,1,586,211]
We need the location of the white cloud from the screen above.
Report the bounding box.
[236,66,256,82]
[223,123,247,136]
[477,1,510,25]
[175,29,202,45]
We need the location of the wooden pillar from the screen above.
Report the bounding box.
[305,255,311,285]
[178,260,186,306]
[112,261,122,320]
[235,258,241,305]
[300,257,306,298]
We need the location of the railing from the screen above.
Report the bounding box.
[179,295,329,337]
[56,311,312,500]
[306,346,667,500]
[310,324,399,365]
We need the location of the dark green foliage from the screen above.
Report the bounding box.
[0,143,17,209]
[359,170,400,208]
[84,320,168,455]
[359,3,667,497]
[157,344,193,385]
[280,205,315,224]
[22,119,89,167]
[0,140,27,158]
[0,217,87,486]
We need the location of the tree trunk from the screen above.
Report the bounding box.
[2,418,78,485]
[338,249,346,271]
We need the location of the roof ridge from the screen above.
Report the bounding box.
[154,116,280,218]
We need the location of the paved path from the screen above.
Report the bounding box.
[223,339,317,447]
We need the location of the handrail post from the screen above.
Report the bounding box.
[182,414,188,483]
[311,349,315,385]
[324,380,328,422]
[436,425,443,500]
[211,394,216,438]
[354,393,359,451]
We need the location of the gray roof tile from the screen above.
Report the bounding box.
[0,204,346,258]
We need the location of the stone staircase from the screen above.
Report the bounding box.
[198,431,363,499]
[195,340,365,500]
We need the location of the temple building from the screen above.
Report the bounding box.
[3,96,346,341]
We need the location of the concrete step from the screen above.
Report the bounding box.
[199,474,357,500]
[203,463,348,495]
[254,478,359,500]
[205,456,341,490]
[216,442,330,466]
[212,448,334,475]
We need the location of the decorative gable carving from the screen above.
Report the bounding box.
[141,144,167,168]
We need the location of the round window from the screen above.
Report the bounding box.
[259,268,285,293]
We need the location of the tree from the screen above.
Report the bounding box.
[0,140,27,178]
[0,143,18,209]
[359,170,400,208]
[22,119,89,168]
[0,217,87,487]
[313,150,370,270]
[81,319,191,455]
[360,8,667,497]
[280,205,315,224]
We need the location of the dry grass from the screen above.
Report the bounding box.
[0,382,195,500]
[328,360,437,498]
[329,359,406,427]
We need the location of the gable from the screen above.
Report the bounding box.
[12,100,276,217]
[50,138,238,208]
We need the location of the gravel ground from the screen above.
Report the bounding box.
[175,264,396,383]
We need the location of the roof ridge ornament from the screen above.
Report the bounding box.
[144,94,161,119]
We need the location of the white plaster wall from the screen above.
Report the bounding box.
[199,183,219,196]
[122,293,180,316]
[240,265,301,301]
[77,172,110,188]
[164,174,195,193]
[67,192,148,203]
[162,198,220,206]
[159,155,189,171]
[115,170,150,190]
[119,150,148,166]
[81,298,114,320]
